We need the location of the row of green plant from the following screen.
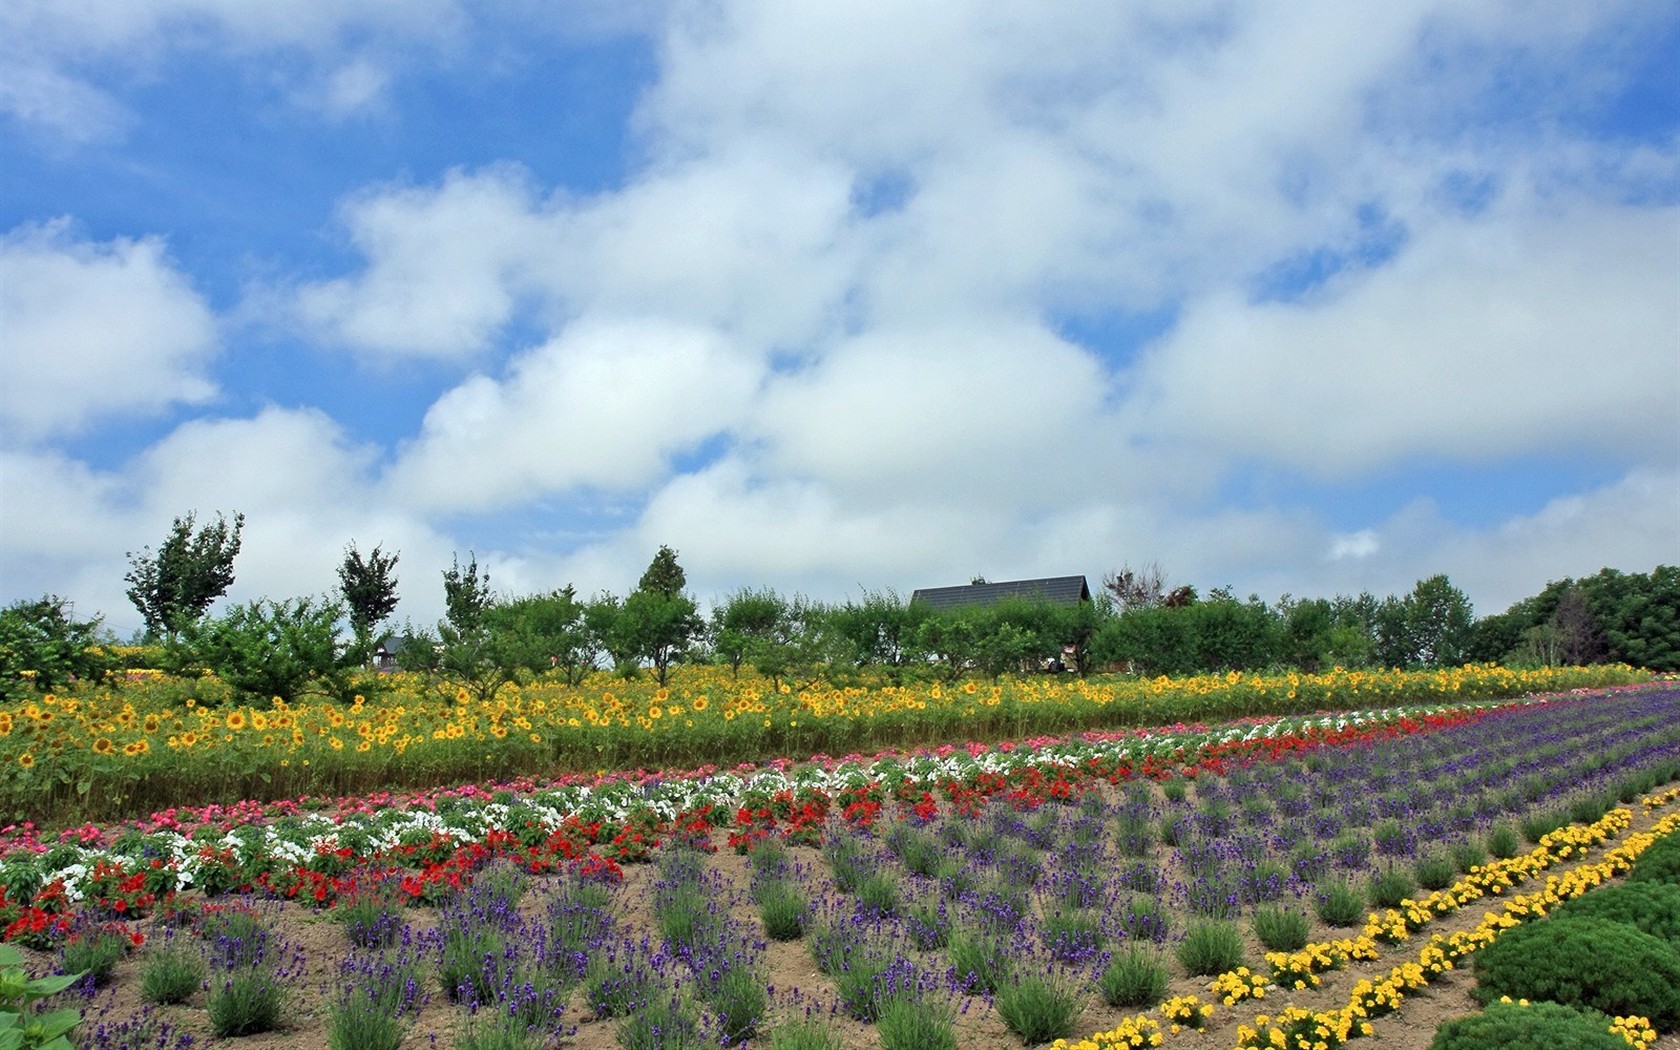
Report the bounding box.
[5,506,1674,704]
[1431,829,1680,1048]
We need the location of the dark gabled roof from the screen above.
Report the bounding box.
[910,575,1091,610]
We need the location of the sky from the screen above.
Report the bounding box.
[1,1,1677,639]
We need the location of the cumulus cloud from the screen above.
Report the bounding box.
[387,317,762,511]
[1132,197,1680,475]
[0,406,464,635]
[5,0,1676,634]
[0,222,218,440]
[296,168,554,362]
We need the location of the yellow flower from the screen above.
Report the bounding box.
[691,696,708,712]
[92,737,114,755]
[17,754,34,768]
[225,711,246,731]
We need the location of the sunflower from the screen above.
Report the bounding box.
[225,711,246,731]
[17,754,34,768]
[92,737,114,755]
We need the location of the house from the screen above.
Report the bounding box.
[910,575,1093,671]
[372,634,420,673]
[909,575,1092,611]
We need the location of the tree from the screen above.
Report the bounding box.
[710,588,787,678]
[1102,562,1168,613]
[442,553,492,638]
[0,596,112,701]
[178,597,348,703]
[337,542,400,666]
[124,511,245,640]
[1405,574,1474,666]
[483,586,598,685]
[615,547,700,686]
[638,545,687,599]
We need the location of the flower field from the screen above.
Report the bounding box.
[0,680,1675,1049]
[0,661,1641,828]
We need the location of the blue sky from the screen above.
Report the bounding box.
[2,2,1676,638]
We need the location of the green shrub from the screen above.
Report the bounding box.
[1428,998,1625,1050]
[1487,825,1522,860]
[949,931,1010,994]
[756,880,807,941]
[1097,946,1169,1008]
[766,1019,842,1050]
[1252,905,1310,952]
[1368,867,1418,909]
[876,996,957,1050]
[1472,916,1680,1030]
[1177,920,1245,977]
[1551,882,1680,947]
[994,973,1083,1044]
[59,927,129,988]
[1414,852,1458,891]
[1452,839,1487,874]
[1315,879,1366,927]
[207,967,287,1037]
[140,940,205,1005]
[1629,833,1680,887]
[1520,810,1569,844]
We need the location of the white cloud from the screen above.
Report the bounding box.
[0,222,218,440]
[753,321,1122,503]
[1133,197,1680,475]
[0,406,464,635]
[296,168,553,362]
[387,317,762,511]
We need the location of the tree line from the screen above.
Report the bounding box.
[0,509,1675,704]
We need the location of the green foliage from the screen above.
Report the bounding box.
[207,967,287,1037]
[876,996,957,1050]
[59,927,128,987]
[1252,905,1311,952]
[1089,593,1281,677]
[948,930,1011,994]
[1177,919,1245,976]
[0,943,83,1050]
[1629,832,1680,886]
[1368,867,1418,909]
[0,596,111,702]
[1098,946,1170,1008]
[1429,999,1626,1050]
[1551,881,1680,947]
[1315,879,1366,927]
[637,545,687,599]
[337,542,400,663]
[994,973,1083,1044]
[709,588,786,677]
[615,548,701,687]
[1414,852,1459,891]
[483,586,596,684]
[766,1018,842,1050]
[1487,825,1522,859]
[140,940,205,1005]
[1472,916,1680,1030]
[124,511,244,640]
[175,596,349,702]
[615,993,705,1050]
